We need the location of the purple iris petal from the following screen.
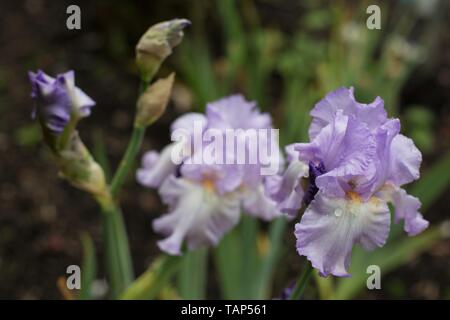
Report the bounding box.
[136,145,178,188]
[295,111,377,198]
[154,173,241,255]
[390,187,429,236]
[295,192,391,277]
[242,183,282,221]
[170,112,207,137]
[388,134,422,186]
[206,94,272,130]
[308,87,387,139]
[265,145,308,216]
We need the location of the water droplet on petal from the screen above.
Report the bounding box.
[334,208,343,217]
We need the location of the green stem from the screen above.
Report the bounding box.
[78,233,97,300]
[214,229,241,299]
[98,197,134,298]
[110,80,150,198]
[290,262,314,300]
[101,80,150,297]
[256,217,287,298]
[110,125,146,197]
[120,254,181,300]
[240,216,258,298]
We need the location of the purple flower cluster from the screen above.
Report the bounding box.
[268,87,428,277]
[137,95,283,255]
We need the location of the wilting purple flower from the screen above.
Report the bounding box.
[137,95,283,255]
[270,87,428,277]
[29,70,95,134]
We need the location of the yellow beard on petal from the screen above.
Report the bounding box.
[344,191,382,216]
[202,179,216,192]
[346,191,362,203]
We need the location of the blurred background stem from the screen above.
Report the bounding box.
[177,248,208,299]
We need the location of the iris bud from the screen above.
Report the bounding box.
[136,19,190,83]
[135,73,175,127]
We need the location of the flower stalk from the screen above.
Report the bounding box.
[110,125,146,198]
[289,262,313,300]
[120,254,181,300]
[102,19,188,299]
[99,197,134,298]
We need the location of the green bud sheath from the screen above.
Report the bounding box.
[57,131,109,200]
[135,73,175,127]
[135,19,190,83]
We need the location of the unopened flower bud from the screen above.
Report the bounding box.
[29,70,95,150]
[136,19,190,83]
[57,131,109,200]
[135,73,175,127]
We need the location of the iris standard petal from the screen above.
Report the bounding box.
[309,87,387,139]
[206,94,272,130]
[296,112,376,197]
[388,134,422,186]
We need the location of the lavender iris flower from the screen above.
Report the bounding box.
[137,95,283,255]
[269,87,428,277]
[29,70,95,134]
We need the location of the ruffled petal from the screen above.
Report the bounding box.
[295,192,391,277]
[136,143,178,188]
[154,176,241,255]
[266,159,308,216]
[296,112,376,197]
[385,186,429,236]
[309,87,387,139]
[242,183,282,221]
[170,112,207,134]
[206,95,271,130]
[354,119,401,198]
[388,134,422,186]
